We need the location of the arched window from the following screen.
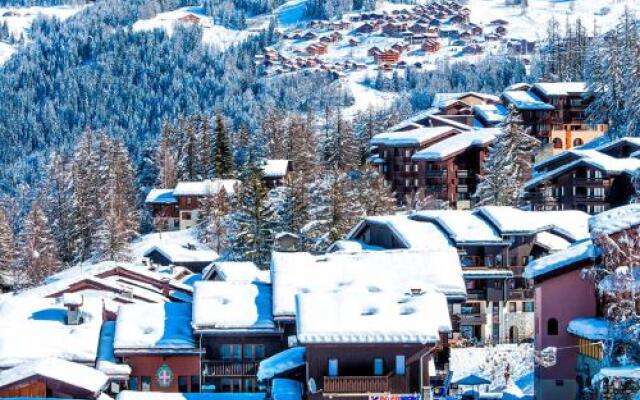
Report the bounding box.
[547,318,559,336]
[573,138,584,147]
[553,138,563,149]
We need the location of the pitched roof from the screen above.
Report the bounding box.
[524,240,599,280]
[412,128,498,161]
[411,210,506,245]
[370,126,456,146]
[589,204,640,237]
[173,179,239,196]
[502,90,554,111]
[533,82,587,96]
[145,189,177,204]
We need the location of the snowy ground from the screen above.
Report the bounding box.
[466,0,640,41]
[450,344,534,394]
[132,6,268,51]
[0,5,84,65]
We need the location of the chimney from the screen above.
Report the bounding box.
[161,277,171,297]
[62,293,83,325]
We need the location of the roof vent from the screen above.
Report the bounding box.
[410,288,424,296]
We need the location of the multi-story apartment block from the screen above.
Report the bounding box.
[502,82,607,148]
[341,206,591,344]
[524,137,640,214]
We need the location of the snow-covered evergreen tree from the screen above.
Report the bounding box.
[351,168,396,216]
[474,107,539,207]
[156,121,178,188]
[320,107,359,171]
[0,206,17,285]
[42,152,75,264]
[199,187,234,253]
[18,200,61,286]
[226,157,275,268]
[214,113,235,178]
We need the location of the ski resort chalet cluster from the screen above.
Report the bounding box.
[256,0,531,77]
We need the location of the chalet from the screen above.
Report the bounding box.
[113,303,204,392]
[462,44,483,54]
[355,22,375,34]
[373,49,401,64]
[408,23,428,34]
[146,179,239,231]
[489,19,509,26]
[502,82,607,144]
[367,46,381,56]
[348,38,360,46]
[345,207,591,343]
[261,159,291,188]
[142,242,218,273]
[192,281,287,393]
[495,25,507,35]
[422,39,441,53]
[0,358,108,399]
[381,22,406,36]
[523,137,640,214]
[306,42,328,55]
[178,14,201,25]
[301,31,317,41]
[469,25,483,36]
[318,36,331,43]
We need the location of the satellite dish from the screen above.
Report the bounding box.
[308,377,317,393]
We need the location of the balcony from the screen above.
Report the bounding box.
[458,313,487,325]
[202,361,260,377]
[573,194,605,203]
[324,376,389,394]
[509,288,535,301]
[572,177,603,186]
[457,170,469,178]
[457,185,468,193]
[425,170,447,177]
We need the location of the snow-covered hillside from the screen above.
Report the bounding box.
[466,0,640,41]
[0,5,84,65]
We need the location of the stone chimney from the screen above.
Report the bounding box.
[62,293,83,325]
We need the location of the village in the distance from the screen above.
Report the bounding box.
[0,0,640,399]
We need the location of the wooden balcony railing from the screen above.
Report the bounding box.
[457,169,469,178]
[508,288,535,301]
[425,170,447,177]
[202,361,260,377]
[324,376,389,394]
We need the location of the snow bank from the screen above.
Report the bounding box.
[296,289,451,344]
[257,347,305,381]
[114,302,195,351]
[270,249,466,318]
[192,281,276,332]
[0,357,107,395]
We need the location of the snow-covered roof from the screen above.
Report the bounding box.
[262,159,289,178]
[145,189,177,204]
[296,289,451,344]
[272,379,303,400]
[475,206,590,241]
[534,231,570,252]
[143,242,219,265]
[524,240,599,280]
[370,126,456,146]
[431,92,500,109]
[173,179,239,196]
[589,204,640,237]
[348,215,453,249]
[412,210,506,245]
[192,281,276,333]
[0,358,108,395]
[0,295,103,368]
[114,303,198,353]
[328,239,384,252]
[257,347,305,381]
[387,108,440,132]
[203,261,271,284]
[270,249,466,319]
[473,104,508,124]
[412,128,498,160]
[594,366,640,383]
[567,317,608,340]
[533,82,587,97]
[462,269,513,279]
[502,90,554,111]
[97,321,132,378]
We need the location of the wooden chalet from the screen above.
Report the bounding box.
[373,49,401,64]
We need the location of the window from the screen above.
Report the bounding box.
[141,376,151,391]
[179,376,189,392]
[221,344,242,361]
[573,138,583,147]
[523,302,534,312]
[413,164,419,172]
[547,318,559,336]
[221,378,242,392]
[509,302,517,313]
[373,358,384,375]
[405,149,412,157]
[128,377,139,391]
[244,378,258,392]
[553,138,563,149]
[186,197,192,205]
[243,344,265,360]
[191,376,200,393]
[395,355,406,376]
[182,211,192,221]
[328,359,338,376]
[405,164,411,172]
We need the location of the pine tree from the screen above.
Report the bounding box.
[42,152,74,264]
[198,115,214,178]
[156,121,178,188]
[199,187,233,253]
[214,113,235,178]
[352,168,396,216]
[263,107,288,159]
[18,201,61,286]
[92,137,139,261]
[321,107,359,171]
[226,157,275,268]
[474,107,539,207]
[0,206,17,285]
[178,118,198,180]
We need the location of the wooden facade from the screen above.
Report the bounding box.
[121,354,202,393]
[0,377,98,399]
